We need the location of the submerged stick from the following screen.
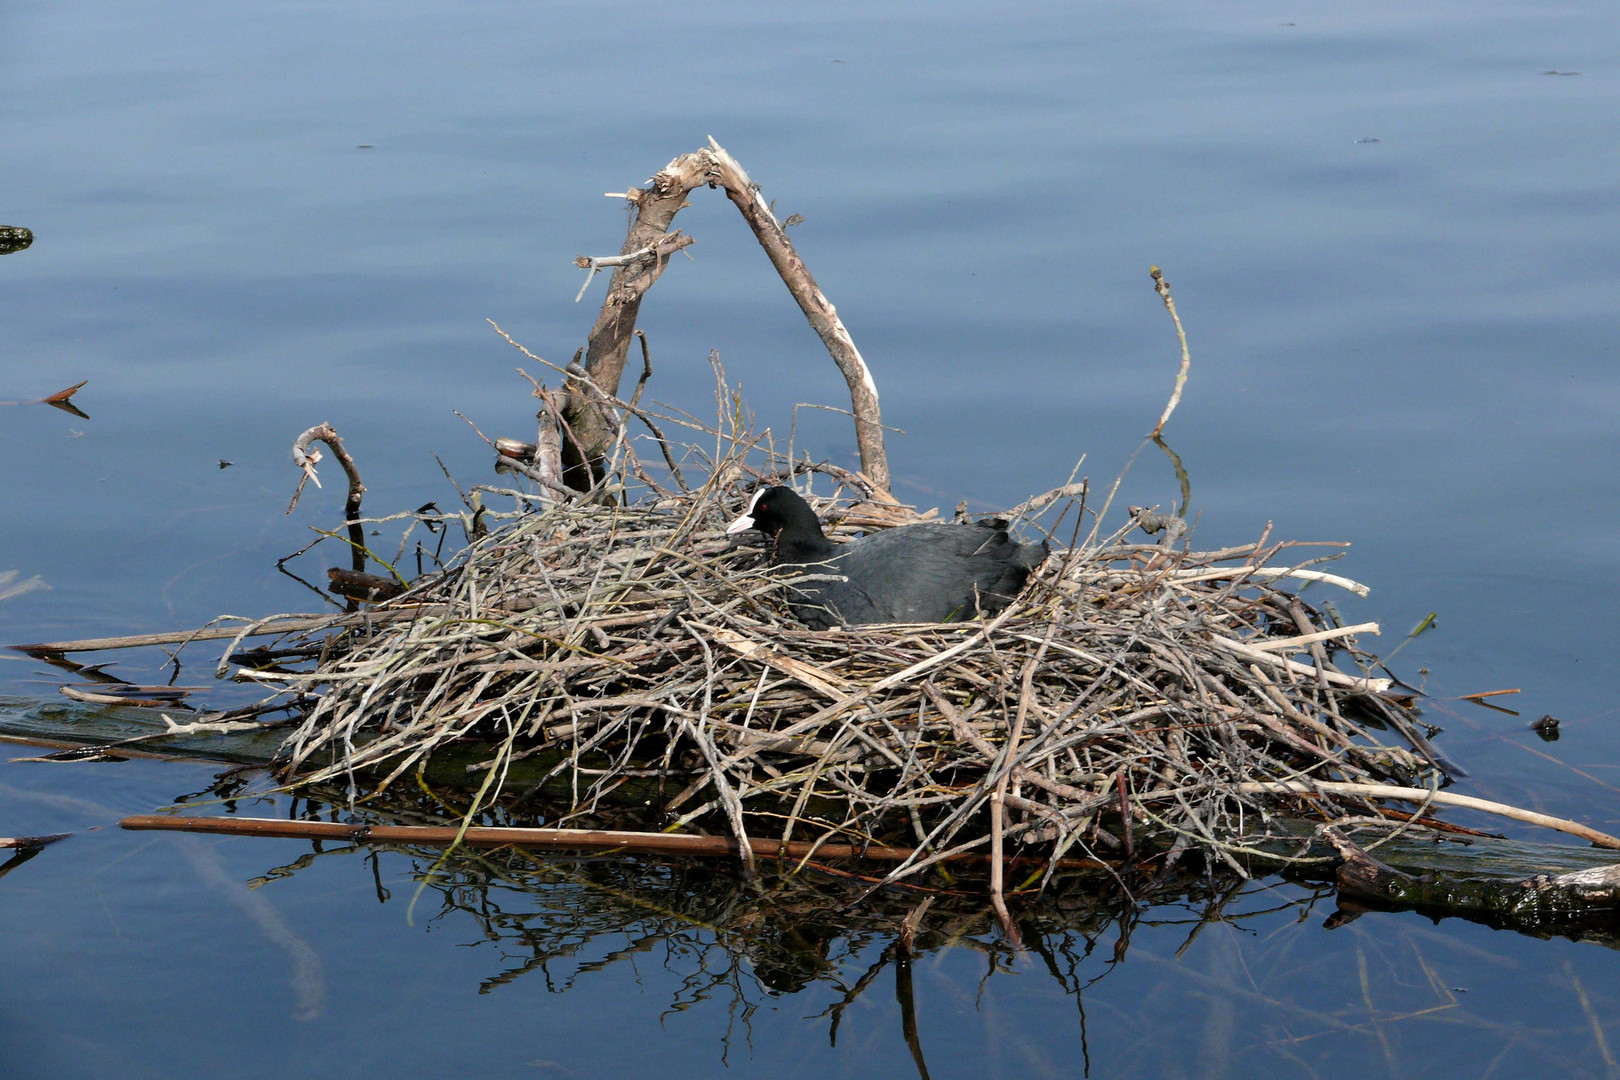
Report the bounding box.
[119,815,1112,870]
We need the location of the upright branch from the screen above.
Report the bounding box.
[287,422,367,575]
[564,138,889,495]
[1149,266,1191,439]
[564,166,712,490]
[702,139,888,494]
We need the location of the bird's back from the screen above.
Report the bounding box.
[779,520,1048,628]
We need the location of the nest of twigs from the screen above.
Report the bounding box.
[244,434,1442,889]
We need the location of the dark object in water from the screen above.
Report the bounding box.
[1532,714,1560,741]
[726,486,1048,629]
[0,226,33,255]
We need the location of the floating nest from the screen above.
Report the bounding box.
[236,433,1443,890]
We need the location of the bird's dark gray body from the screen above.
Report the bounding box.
[726,486,1049,629]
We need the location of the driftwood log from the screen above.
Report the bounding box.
[1327,829,1620,926]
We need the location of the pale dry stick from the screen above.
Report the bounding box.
[572,231,696,303]
[1005,479,1089,525]
[1168,566,1371,598]
[1148,266,1190,439]
[1246,621,1380,653]
[700,610,1013,777]
[858,660,1075,893]
[701,625,853,699]
[1210,634,1392,693]
[1236,781,1620,849]
[772,722,871,857]
[1174,787,1250,879]
[1243,663,1370,764]
[279,627,431,777]
[550,712,647,825]
[1353,782,1444,854]
[1132,797,1340,869]
[214,612,348,681]
[1282,596,1349,716]
[1076,475,1135,554]
[406,690,538,921]
[701,138,887,493]
[678,619,756,872]
[155,714,276,737]
[1092,540,1276,563]
[1187,663,1352,777]
[989,627,1055,947]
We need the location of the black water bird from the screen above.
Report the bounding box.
[725,486,1049,629]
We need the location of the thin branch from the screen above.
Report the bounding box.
[1238,781,1620,849]
[1149,266,1191,439]
[120,814,1113,868]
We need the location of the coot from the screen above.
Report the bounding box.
[725,486,1049,629]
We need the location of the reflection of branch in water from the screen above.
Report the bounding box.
[896,955,930,1080]
[249,843,366,890]
[1151,434,1193,520]
[822,944,891,1045]
[0,845,47,882]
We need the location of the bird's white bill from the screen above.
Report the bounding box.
[725,489,767,534]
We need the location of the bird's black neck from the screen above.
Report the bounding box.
[771,530,838,566]
[767,497,838,565]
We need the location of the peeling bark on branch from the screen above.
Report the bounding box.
[564,138,889,494]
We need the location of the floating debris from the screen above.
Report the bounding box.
[0,226,32,254]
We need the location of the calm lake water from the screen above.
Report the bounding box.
[5,3,1620,1076]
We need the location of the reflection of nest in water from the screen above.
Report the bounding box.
[242,440,1440,891]
[254,779,1308,1006]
